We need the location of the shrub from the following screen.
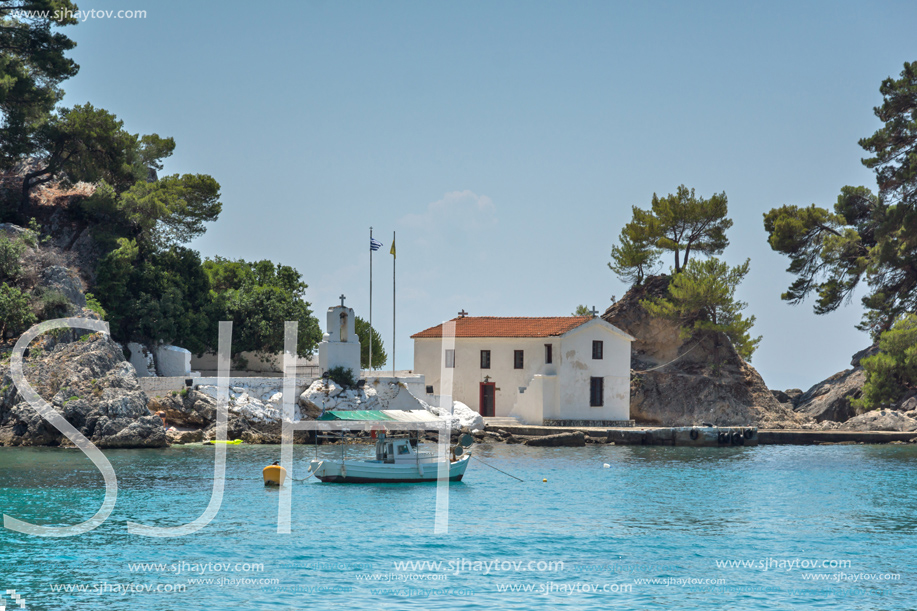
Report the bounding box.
[0,283,36,338]
[855,314,917,410]
[326,366,356,389]
[0,235,25,283]
[85,293,106,319]
[38,289,72,319]
[641,258,761,361]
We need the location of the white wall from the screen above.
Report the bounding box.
[413,318,632,422]
[191,350,318,374]
[126,342,155,377]
[415,336,554,417]
[555,321,632,421]
[155,345,191,377]
[318,305,361,380]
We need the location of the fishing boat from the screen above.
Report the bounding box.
[307,410,472,483]
[308,433,470,483]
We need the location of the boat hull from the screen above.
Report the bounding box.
[310,455,469,484]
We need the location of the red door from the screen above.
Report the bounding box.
[479,382,495,417]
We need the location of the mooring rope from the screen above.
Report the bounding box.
[290,460,322,482]
[470,455,523,482]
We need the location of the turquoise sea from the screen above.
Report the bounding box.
[1,442,915,610]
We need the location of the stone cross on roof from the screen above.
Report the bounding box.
[339,294,346,307]
[590,306,598,318]
[458,309,468,318]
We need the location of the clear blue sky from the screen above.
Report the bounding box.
[60,0,917,390]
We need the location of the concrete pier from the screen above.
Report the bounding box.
[484,422,917,446]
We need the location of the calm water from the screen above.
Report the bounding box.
[1,442,915,610]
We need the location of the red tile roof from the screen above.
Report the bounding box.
[411,316,594,339]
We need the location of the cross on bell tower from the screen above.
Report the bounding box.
[340,294,346,307]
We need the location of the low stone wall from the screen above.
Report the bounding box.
[138,377,192,397]
[139,376,314,399]
[543,419,635,428]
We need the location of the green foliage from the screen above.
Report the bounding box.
[20,104,148,210]
[204,257,322,359]
[611,185,732,284]
[85,173,221,250]
[0,282,35,337]
[642,258,761,361]
[764,61,917,336]
[0,234,25,282]
[37,289,71,319]
[96,243,216,354]
[0,1,80,172]
[608,227,660,285]
[572,304,591,316]
[84,292,106,319]
[854,314,917,409]
[859,61,917,208]
[355,316,386,369]
[327,365,356,389]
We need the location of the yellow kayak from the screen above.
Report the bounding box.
[206,439,243,445]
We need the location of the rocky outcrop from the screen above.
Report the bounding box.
[603,275,807,428]
[298,380,485,430]
[0,333,166,448]
[36,265,86,313]
[147,387,286,444]
[789,345,882,424]
[148,389,217,427]
[524,431,586,447]
[428,401,485,431]
[839,410,917,432]
[794,368,865,423]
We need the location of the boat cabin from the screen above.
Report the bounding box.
[375,435,417,463]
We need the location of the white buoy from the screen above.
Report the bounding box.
[603,463,610,468]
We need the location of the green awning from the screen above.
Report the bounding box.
[316,410,446,423]
[318,410,396,421]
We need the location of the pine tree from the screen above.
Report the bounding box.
[764,60,917,336]
[609,185,732,285]
[642,258,761,360]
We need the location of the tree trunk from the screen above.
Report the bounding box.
[673,247,681,273]
[19,168,51,216]
[682,244,691,269]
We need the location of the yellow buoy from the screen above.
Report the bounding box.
[543,478,547,483]
[263,464,286,486]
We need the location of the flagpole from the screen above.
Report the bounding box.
[369,226,373,373]
[392,230,396,379]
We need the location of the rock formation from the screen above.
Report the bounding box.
[298,379,485,430]
[603,275,807,428]
[839,410,917,432]
[0,332,166,447]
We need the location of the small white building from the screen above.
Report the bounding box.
[411,315,634,425]
[318,302,361,382]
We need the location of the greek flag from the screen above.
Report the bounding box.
[370,237,383,251]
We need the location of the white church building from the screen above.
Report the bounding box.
[411,314,634,425]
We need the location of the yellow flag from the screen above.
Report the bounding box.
[390,239,396,258]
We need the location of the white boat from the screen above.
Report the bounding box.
[308,433,470,483]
